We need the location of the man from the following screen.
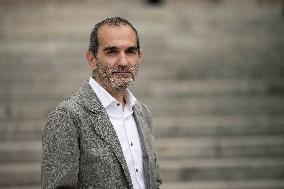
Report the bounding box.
[41,17,162,189]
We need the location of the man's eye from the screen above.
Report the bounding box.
[126,49,137,54]
[106,50,118,55]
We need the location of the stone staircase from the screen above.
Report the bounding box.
[0,0,284,188]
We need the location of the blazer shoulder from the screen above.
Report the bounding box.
[45,93,82,127]
[55,92,82,114]
[136,100,152,116]
[135,100,154,131]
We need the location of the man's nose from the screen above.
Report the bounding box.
[118,53,128,66]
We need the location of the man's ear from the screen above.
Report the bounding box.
[86,51,97,70]
[138,48,143,63]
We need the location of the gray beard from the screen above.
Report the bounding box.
[94,59,139,92]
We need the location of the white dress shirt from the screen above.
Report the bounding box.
[89,77,145,189]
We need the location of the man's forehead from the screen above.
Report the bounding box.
[97,24,137,46]
[98,23,132,32]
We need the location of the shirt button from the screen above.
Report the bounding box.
[117,103,120,106]
[131,142,133,146]
[136,169,138,172]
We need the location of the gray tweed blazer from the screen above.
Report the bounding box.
[41,81,162,189]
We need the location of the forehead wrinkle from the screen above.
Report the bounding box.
[97,25,137,49]
[103,46,118,51]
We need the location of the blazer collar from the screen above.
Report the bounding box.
[75,81,103,113]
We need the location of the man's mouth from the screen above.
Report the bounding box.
[112,72,131,76]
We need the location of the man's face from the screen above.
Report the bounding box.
[93,24,141,91]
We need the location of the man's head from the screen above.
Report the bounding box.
[86,17,142,93]
[88,17,141,56]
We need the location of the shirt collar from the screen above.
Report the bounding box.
[124,87,137,109]
[88,77,137,109]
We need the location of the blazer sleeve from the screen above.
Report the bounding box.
[41,107,80,189]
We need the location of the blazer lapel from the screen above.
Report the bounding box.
[75,81,133,188]
[91,110,133,188]
[132,104,151,189]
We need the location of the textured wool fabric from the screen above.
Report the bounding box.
[41,81,162,189]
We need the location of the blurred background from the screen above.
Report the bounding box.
[0,0,284,188]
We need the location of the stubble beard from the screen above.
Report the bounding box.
[95,59,139,93]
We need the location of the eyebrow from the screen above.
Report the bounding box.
[103,46,118,52]
[126,46,139,51]
[103,46,138,52]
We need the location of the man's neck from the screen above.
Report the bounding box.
[93,76,126,108]
[108,89,125,104]
[106,88,127,110]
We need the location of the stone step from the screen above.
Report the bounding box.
[0,141,41,163]
[1,61,282,82]
[1,78,283,104]
[0,163,40,186]
[1,114,283,142]
[154,114,284,137]
[145,96,284,116]
[2,180,284,189]
[156,136,284,160]
[143,55,284,80]
[1,24,281,54]
[0,41,86,59]
[1,49,283,82]
[160,158,284,182]
[160,180,284,189]
[0,120,42,141]
[1,79,283,101]
[133,79,284,98]
[1,158,284,186]
[1,95,284,120]
[3,180,284,189]
[1,48,282,84]
[1,24,282,53]
[0,0,171,37]
[1,0,282,41]
[1,186,39,189]
[1,136,284,163]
